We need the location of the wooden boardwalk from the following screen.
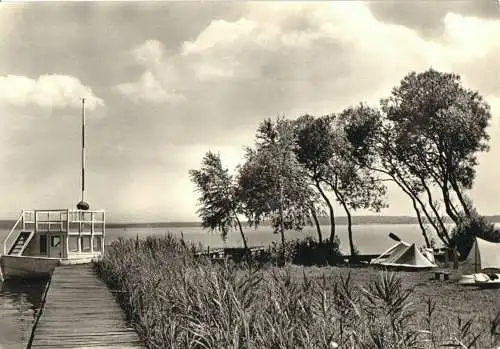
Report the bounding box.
[28,264,145,349]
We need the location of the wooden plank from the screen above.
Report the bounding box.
[29,264,145,349]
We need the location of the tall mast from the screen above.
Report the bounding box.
[81,97,85,202]
[77,98,89,210]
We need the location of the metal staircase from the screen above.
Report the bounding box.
[8,231,34,256]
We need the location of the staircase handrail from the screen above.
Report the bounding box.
[3,211,24,255]
[15,231,35,256]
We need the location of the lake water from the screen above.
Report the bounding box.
[0,279,47,349]
[0,222,497,348]
[105,223,447,254]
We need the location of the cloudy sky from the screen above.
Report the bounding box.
[1,1,500,222]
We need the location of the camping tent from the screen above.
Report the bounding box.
[461,237,500,274]
[370,241,437,270]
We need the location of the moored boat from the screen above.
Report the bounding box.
[0,209,105,280]
[0,98,106,281]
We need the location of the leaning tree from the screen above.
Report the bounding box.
[294,114,339,243]
[380,69,492,246]
[237,117,316,248]
[330,104,387,256]
[189,151,249,250]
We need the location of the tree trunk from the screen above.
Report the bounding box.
[371,165,438,246]
[441,178,459,224]
[449,178,471,217]
[279,175,285,265]
[411,195,431,248]
[393,177,434,248]
[443,155,471,218]
[335,192,356,257]
[234,215,248,250]
[310,206,323,243]
[393,171,447,245]
[421,179,450,242]
[315,180,336,243]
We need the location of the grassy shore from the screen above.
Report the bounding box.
[94,235,500,349]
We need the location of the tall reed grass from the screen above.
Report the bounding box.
[94,235,500,349]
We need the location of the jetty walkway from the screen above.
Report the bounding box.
[28,264,145,348]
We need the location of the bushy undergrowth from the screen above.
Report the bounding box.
[250,236,343,266]
[94,235,500,349]
[450,208,500,260]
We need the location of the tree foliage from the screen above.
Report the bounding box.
[294,114,338,243]
[238,117,316,247]
[294,105,387,255]
[327,105,387,256]
[189,151,248,249]
[377,69,492,247]
[381,69,491,224]
[188,68,493,259]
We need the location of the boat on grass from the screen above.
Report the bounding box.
[471,273,500,289]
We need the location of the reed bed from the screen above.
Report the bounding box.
[94,235,500,349]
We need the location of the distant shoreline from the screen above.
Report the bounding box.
[1,215,499,230]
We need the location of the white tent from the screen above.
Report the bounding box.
[370,241,437,269]
[462,237,500,274]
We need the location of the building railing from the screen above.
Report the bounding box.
[21,209,105,223]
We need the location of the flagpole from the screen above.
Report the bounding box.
[81,97,85,203]
[77,97,89,210]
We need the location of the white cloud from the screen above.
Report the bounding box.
[181,18,258,56]
[115,40,186,104]
[132,39,165,66]
[115,2,499,111]
[0,74,104,110]
[115,70,186,104]
[20,2,499,220]
[441,13,500,60]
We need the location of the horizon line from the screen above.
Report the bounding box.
[1,214,499,225]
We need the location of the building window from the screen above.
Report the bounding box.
[51,236,61,248]
[40,235,47,254]
[93,236,102,252]
[69,236,79,252]
[81,236,91,252]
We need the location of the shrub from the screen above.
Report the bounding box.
[248,236,343,267]
[292,236,343,266]
[449,207,500,260]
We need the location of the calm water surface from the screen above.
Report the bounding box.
[105,223,448,254]
[1,222,498,347]
[0,278,47,349]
